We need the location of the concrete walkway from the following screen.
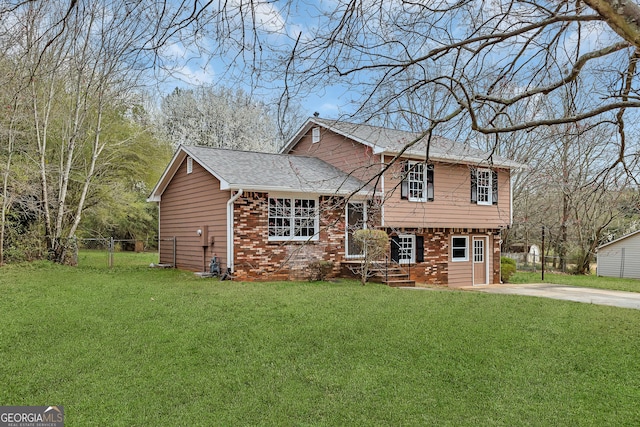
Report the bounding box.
[464,283,640,310]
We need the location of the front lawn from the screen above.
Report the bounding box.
[511,271,640,293]
[1,260,640,425]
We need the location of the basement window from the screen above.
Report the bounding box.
[451,236,469,262]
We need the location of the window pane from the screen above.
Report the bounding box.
[476,170,491,204]
[270,197,317,239]
[474,240,484,262]
[452,237,468,260]
[405,162,426,201]
[269,198,292,237]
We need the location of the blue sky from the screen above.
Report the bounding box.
[153,0,350,118]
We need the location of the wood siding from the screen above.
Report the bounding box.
[447,232,495,287]
[598,233,640,279]
[289,128,382,184]
[159,157,229,272]
[383,159,511,229]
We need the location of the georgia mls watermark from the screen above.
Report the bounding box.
[0,406,64,427]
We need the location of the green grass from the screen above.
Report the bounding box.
[511,271,640,293]
[2,257,640,425]
[76,249,158,269]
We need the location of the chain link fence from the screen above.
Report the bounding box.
[503,253,580,274]
[75,238,162,268]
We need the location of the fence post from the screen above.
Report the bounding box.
[541,226,545,281]
[109,237,114,268]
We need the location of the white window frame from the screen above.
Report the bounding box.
[312,127,321,143]
[268,194,319,242]
[397,234,416,264]
[476,168,492,206]
[451,236,469,262]
[407,162,426,202]
[401,161,434,202]
[345,201,367,259]
[186,156,193,174]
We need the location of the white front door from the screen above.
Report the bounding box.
[397,234,416,264]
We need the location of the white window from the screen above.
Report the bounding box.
[471,168,497,205]
[476,169,491,205]
[397,235,416,264]
[451,236,469,261]
[186,156,193,174]
[473,239,484,263]
[401,161,434,202]
[346,202,367,258]
[268,196,319,241]
[312,127,321,143]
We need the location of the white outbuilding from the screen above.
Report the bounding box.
[597,230,640,279]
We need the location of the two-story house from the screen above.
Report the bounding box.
[147,117,523,287]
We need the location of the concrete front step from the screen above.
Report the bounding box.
[386,279,416,287]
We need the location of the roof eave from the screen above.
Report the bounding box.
[223,183,372,196]
[375,148,526,169]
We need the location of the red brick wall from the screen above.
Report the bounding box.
[493,231,502,284]
[232,193,346,281]
[386,227,502,286]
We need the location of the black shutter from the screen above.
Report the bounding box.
[492,170,498,205]
[390,236,400,262]
[426,164,434,202]
[470,168,478,203]
[400,161,408,200]
[416,236,424,263]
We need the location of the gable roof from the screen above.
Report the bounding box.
[282,117,525,169]
[148,145,372,201]
[598,229,640,251]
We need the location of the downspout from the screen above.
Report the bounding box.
[226,189,243,273]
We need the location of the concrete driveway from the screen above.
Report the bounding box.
[466,283,640,310]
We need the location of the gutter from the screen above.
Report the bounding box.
[226,189,243,273]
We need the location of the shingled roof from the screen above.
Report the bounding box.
[283,117,524,169]
[148,145,372,201]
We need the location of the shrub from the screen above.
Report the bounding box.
[501,256,517,283]
[308,260,334,281]
[352,229,389,285]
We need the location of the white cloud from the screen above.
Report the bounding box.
[171,63,216,86]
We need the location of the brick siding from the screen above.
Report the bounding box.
[233,193,346,281]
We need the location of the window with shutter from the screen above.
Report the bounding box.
[471,168,497,206]
[400,161,433,202]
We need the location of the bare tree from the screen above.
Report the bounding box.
[3,0,161,262]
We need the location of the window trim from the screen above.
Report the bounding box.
[451,236,469,262]
[345,201,367,259]
[476,168,492,206]
[397,234,416,264]
[268,194,319,242]
[401,161,434,202]
[471,167,498,205]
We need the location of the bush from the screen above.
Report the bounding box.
[353,229,389,285]
[308,260,334,281]
[501,257,517,283]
